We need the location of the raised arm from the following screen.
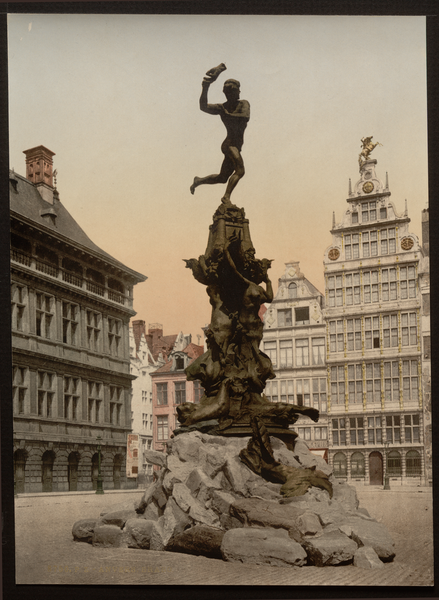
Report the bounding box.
[199,80,223,116]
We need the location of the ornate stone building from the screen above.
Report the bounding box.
[263,262,328,459]
[323,154,425,486]
[418,207,431,484]
[11,145,146,493]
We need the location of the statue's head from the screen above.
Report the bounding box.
[223,79,240,100]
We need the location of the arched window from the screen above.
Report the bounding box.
[387,450,402,475]
[288,283,298,299]
[350,452,365,477]
[333,452,347,478]
[406,450,422,476]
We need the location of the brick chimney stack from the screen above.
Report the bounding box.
[23,145,56,204]
[148,323,164,358]
[132,320,146,354]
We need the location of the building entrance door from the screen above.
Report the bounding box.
[42,451,54,492]
[369,451,383,485]
[68,453,78,491]
[14,451,26,494]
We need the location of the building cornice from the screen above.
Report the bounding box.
[12,347,136,383]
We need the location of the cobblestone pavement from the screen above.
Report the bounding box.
[12,485,434,587]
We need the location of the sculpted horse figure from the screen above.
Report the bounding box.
[359,136,382,166]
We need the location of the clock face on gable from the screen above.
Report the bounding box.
[362,181,374,194]
[328,248,340,260]
[401,237,414,251]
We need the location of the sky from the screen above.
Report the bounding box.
[8,14,428,341]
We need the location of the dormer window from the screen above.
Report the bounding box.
[175,355,185,370]
[380,207,387,219]
[352,212,358,224]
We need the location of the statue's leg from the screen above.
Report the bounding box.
[190,156,233,195]
[221,148,244,203]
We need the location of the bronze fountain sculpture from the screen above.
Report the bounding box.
[180,65,332,498]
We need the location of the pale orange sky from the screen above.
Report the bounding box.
[8,15,428,340]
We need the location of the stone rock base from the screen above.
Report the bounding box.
[72,431,395,568]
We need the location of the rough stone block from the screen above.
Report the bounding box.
[189,501,219,527]
[223,455,257,494]
[221,527,307,567]
[163,456,195,494]
[200,445,227,478]
[219,513,244,531]
[347,518,395,561]
[271,437,302,469]
[152,484,168,511]
[303,529,358,566]
[230,497,305,540]
[124,518,155,549]
[210,489,236,515]
[138,502,159,522]
[293,439,332,475]
[144,449,167,469]
[331,480,359,511]
[246,480,282,501]
[185,467,221,502]
[354,546,385,569]
[98,509,138,528]
[172,431,205,463]
[149,517,166,551]
[92,525,127,548]
[296,512,323,537]
[172,482,195,512]
[162,498,193,546]
[72,518,97,543]
[166,524,225,559]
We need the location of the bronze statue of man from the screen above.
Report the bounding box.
[190,64,250,205]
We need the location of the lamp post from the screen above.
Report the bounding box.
[383,440,390,490]
[96,435,104,494]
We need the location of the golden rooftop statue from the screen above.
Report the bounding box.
[359,136,382,168]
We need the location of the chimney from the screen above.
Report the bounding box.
[23,145,56,204]
[132,319,146,354]
[148,323,164,358]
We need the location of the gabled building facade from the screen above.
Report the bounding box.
[150,340,204,452]
[263,262,328,457]
[129,320,157,482]
[418,207,431,484]
[11,145,146,493]
[323,154,425,486]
